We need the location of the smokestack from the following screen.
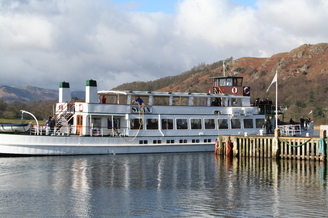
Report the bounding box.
[59,81,71,102]
[86,80,98,103]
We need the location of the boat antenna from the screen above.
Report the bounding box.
[223,61,232,77]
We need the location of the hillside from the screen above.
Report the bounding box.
[114,43,328,123]
[0,85,85,103]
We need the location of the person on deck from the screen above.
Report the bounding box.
[101,95,106,104]
[135,96,144,105]
[46,116,53,135]
[211,98,219,106]
[300,116,305,130]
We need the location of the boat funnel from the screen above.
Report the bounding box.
[59,81,71,102]
[86,80,98,103]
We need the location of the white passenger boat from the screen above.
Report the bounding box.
[0,76,265,156]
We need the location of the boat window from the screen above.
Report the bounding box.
[226,78,232,86]
[91,118,101,128]
[256,119,265,128]
[162,119,173,130]
[130,119,143,130]
[244,119,254,129]
[191,119,202,129]
[234,78,243,86]
[218,119,228,129]
[219,79,227,86]
[108,118,120,129]
[231,119,241,129]
[205,119,215,129]
[177,119,188,129]
[146,119,158,130]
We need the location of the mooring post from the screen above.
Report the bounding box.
[272,128,280,158]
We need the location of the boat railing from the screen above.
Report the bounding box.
[278,124,302,136]
[255,104,286,115]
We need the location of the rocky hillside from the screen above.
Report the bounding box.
[115,43,328,123]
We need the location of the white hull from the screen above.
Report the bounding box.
[0,134,215,156]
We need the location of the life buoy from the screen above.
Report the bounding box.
[58,104,63,110]
[232,87,237,94]
[78,104,83,112]
[243,86,250,95]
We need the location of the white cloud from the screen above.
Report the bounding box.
[0,0,327,91]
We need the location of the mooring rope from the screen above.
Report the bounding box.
[278,137,313,147]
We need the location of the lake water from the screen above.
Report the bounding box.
[0,152,327,217]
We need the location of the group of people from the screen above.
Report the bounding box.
[253,97,273,106]
[254,97,273,114]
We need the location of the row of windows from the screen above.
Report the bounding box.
[139,138,212,144]
[131,118,264,130]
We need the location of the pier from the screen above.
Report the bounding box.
[215,129,327,161]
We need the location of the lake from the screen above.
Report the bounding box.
[0,152,327,217]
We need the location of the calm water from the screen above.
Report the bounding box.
[0,153,327,217]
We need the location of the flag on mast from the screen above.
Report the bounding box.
[266,71,277,92]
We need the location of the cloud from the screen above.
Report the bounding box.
[0,0,327,91]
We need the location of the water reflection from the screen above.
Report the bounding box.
[0,154,327,217]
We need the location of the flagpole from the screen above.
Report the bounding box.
[275,71,278,130]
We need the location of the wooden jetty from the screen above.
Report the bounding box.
[215,129,327,161]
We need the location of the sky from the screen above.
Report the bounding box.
[0,0,327,91]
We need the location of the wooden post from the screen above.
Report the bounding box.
[272,128,280,159]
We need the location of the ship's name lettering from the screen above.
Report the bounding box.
[131,106,153,113]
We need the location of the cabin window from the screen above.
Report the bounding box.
[177,119,188,129]
[205,119,215,129]
[162,119,173,130]
[256,119,265,128]
[91,118,101,128]
[130,119,143,130]
[146,119,158,130]
[231,119,241,129]
[191,119,202,129]
[234,78,243,86]
[108,118,119,129]
[244,119,254,129]
[226,78,233,86]
[218,119,228,129]
[220,79,227,86]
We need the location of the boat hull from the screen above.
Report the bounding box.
[0,134,215,156]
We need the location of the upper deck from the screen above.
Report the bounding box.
[97,89,251,107]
